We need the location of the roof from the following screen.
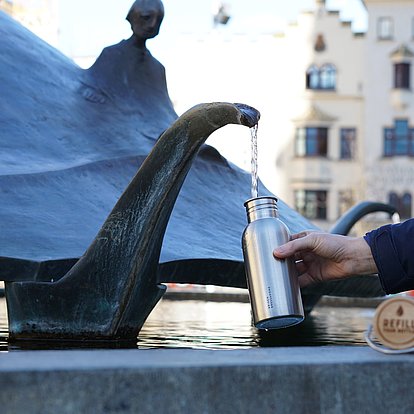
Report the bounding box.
[292,104,337,124]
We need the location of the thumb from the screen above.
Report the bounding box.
[273,240,297,259]
[273,235,314,259]
[273,243,289,258]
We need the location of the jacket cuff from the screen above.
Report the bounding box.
[364,228,409,294]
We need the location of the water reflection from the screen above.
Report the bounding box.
[0,297,374,351]
[258,307,374,347]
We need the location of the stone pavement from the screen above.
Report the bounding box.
[0,346,413,413]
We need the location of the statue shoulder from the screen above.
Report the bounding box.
[98,39,130,58]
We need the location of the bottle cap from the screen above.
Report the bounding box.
[244,197,278,222]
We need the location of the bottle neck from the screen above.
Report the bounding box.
[244,196,278,223]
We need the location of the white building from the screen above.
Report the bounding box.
[1,0,59,47]
[274,0,365,230]
[271,0,414,232]
[0,0,13,14]
[363,0,414,229]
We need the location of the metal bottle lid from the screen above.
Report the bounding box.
[244,196,278,223]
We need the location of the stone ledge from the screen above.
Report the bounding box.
[0,347,413,413]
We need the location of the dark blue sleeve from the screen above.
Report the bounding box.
[364,218,414,294]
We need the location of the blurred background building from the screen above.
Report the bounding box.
[275,0,414,232]
[0,0,13,14]
[2,0,414,232]
[0,0,59,46]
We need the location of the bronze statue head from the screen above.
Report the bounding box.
[126,0,164,42]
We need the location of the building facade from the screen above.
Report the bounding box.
[0,0,59,47]
[275,0,414,232]
[363,0,414,229]
[0,0,13,14]
[275,0,365,230]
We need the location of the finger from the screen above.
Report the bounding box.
[273,234,316,258]
[298,273,315,288]
[290,230,314,241]
[294,260,307,276]
[294,252,303,262]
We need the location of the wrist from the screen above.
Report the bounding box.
[347,237,378,276]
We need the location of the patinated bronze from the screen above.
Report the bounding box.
[6,102,260,340]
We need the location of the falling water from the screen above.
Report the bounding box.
[250,124,259,199]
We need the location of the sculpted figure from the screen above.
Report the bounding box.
[126,0,164,49]
[81,0,176,122]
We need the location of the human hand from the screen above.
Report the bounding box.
[273,231,378,288]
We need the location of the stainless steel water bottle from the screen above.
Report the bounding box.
[242,196,304,329]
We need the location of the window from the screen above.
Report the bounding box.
[340,128,356,159]
[384,120,414,156]
[295,190,327,220]
[389,192,399,212]
[320,64,336,89]
[306,65,320,89]
[295,127,328,157]
[306,64,336,90]
[338,190,354,218]
[388,192,412,219]
[377,17,393,40]
[402,193,412,219]
[394,62,411,89]
[412,17,414,40]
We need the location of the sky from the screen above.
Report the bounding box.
[58,0,367,59]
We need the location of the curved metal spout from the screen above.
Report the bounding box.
[6,102,260,340]
[330,201,398,235]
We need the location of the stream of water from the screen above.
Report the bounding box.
[250,124,259,199]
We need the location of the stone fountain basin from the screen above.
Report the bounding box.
[0,346,412,414]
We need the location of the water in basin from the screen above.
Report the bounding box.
[0,292,375,351]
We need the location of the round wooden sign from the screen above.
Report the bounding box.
[374,296,414,350]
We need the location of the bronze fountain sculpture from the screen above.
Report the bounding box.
[0,2,396,340]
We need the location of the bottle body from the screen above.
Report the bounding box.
[242,197,304,329]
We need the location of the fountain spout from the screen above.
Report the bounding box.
[6,102,260,340]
